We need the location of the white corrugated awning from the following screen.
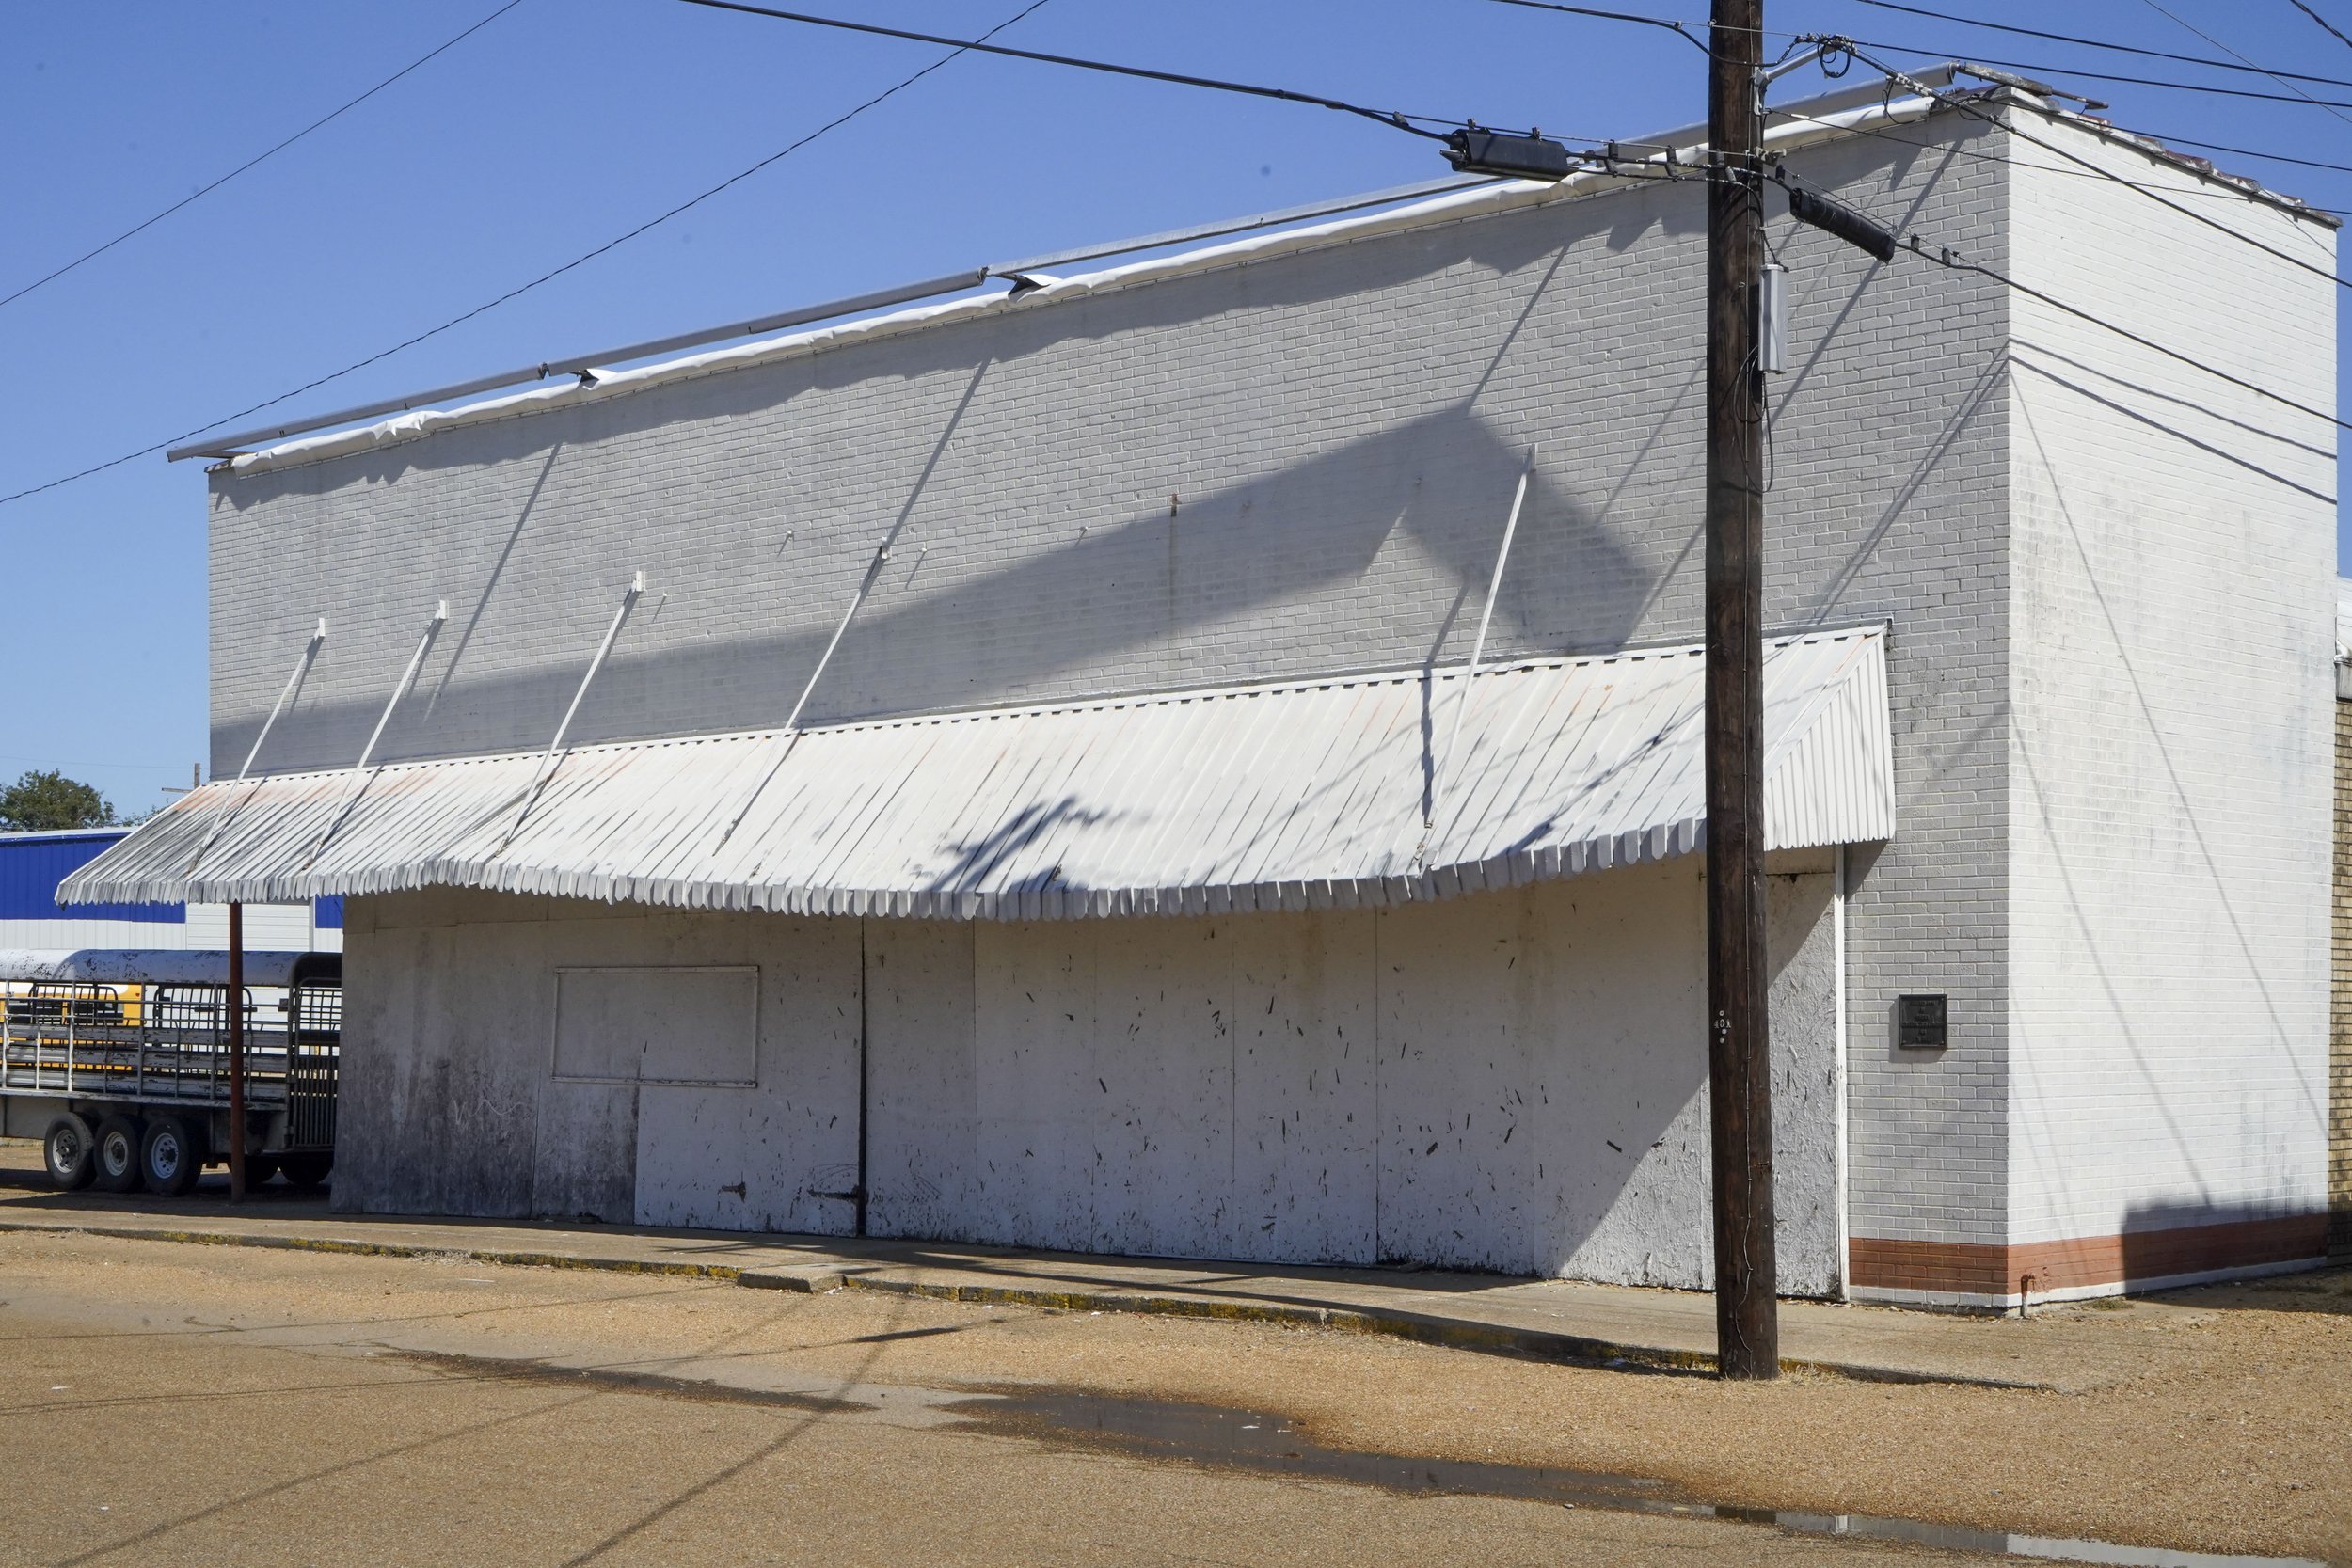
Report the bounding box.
[63,626,1893,921]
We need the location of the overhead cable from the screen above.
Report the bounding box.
[0,0,1056,510]
[673,0,1481,140]
[2108,126,2352,179]
[2131,0,2352,130]
[1835,44,2352,293]
[0,0,528,314]
[1472,0,1708,51]
[2289,0,2352,55]
[1768,105,2351,219]
[1850,0,2352,87]
[1483,0,2352,94]
[1771,165,2350,436]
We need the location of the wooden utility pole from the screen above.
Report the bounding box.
[1705,0,1779,1379]
[227,901,246,1201]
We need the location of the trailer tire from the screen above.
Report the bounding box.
[42,1115,95,1191]
[279,1151,332,1191]
[243,1156,279,1188]
[140,1116,203,1197]
[92,1114,145,1193]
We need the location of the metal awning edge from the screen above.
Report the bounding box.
[62,627,1895,920]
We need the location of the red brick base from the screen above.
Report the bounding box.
[1851,1214,2328,1298]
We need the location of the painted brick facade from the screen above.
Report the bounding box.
[212,110,2017,1271]
[2005,119,2335,1278]
[197,92,2334,1295]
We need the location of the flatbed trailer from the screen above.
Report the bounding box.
[0,948,341,1195]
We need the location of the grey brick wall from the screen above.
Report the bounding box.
[210,109,2015,1253]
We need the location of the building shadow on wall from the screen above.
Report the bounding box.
[268,399,1666,768]
[2113,1198,2339,1312]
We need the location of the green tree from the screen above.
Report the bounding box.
[0,770,116,832]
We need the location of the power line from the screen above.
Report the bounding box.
[1849,0,2352,87]
[2108,125,2352,179]
[1769,104,2352,218]
[672,0,1477,140]
[1837,44,2352,294]
[2133,0,2352,131]
[1472,0,1708,51]
[1484,0,2352,94]
[2289,0,2352,55]
[1482,1,2352,186]
[0,0,528,315]
[1771,164,2350,436]
[0,0,1057,511]
[1483,0,2352,109]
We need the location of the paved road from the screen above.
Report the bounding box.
[0,1230,2026,1568]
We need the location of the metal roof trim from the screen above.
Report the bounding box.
[215,77,1985,480]
[61,628,1895,920]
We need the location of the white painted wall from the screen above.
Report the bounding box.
[343,867,1838,1287]
[214,112,2002,1263]
[338,891,858,1230]
[2005,117,2336,1248]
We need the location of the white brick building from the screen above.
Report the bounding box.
[72,76,2338,1307]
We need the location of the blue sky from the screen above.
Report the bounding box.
[3,0,2344,816]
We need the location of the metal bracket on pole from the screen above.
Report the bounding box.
[307,601,446,866]
[498,572,644,850]
[1422,445,1538,858]
[186,618,326,876]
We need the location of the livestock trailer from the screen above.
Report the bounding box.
[0,948,340,1194]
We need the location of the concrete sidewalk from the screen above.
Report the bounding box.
[0,1150,2184,1392]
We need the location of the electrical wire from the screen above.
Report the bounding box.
[2133,0,2352,131]
[1480,0,2352,99]
[1770,163,2350,436]
[2101,126,2352,179]
[0,0,1057,511]
[1768,104,2352,219]
[674,0,1486,141]
[1470,0,1708,52]
[2289,0,2352,55]
[1836,43,2352,294]
[0,0,528,314]
[1849,0,2352,87]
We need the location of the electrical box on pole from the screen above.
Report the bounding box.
[1758,262,1788,375]
[1704,0,1781,1380]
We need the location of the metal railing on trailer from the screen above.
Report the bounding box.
[0,948,341,1196]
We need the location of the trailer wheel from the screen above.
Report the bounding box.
[243,1156,279,1188]
[140,1116,203,1197]
[92,1114,145,1194]
[279,1151,332,1191]
[42,1115,95,1191]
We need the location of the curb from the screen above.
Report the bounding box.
[0,1217,745,1280]
[0,1216,2048,1391]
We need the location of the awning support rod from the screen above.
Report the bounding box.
[1427,444,1538,841]
[185,617,326,876]
[712,542,890,850]
[499,573,644,850]
[237,618,327,782]
[307,601,446,866]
